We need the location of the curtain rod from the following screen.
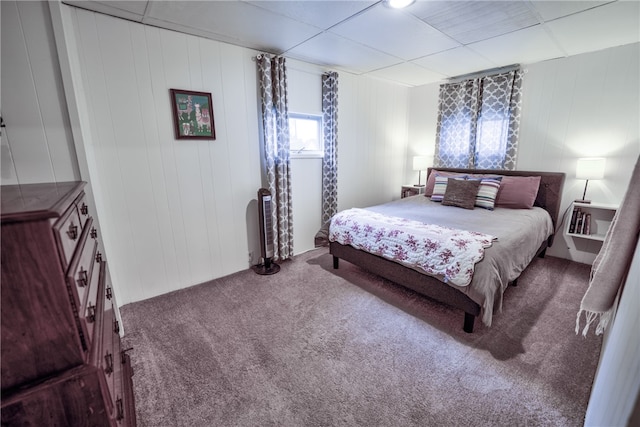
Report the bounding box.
[448,64,522,83]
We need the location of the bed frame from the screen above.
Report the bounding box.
[330,168,565,333]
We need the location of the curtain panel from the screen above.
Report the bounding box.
[257,55,293,261]
[435,69,523,170]
[322,72,339,224]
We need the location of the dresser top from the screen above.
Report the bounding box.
[1,181,86,223]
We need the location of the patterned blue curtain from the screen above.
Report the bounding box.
[257,55,293,261]
[435,69,523,170]
[322,72,339,224]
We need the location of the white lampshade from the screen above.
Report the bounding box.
[576,158,606,180]
[412,156,429,171]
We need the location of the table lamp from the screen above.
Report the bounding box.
[576,157,606,203]
[413,156,429,187]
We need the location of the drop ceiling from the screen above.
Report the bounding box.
[63,0,640,87]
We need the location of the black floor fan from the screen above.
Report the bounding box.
[253,188,280,275]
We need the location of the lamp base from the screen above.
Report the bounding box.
[575,199,591,204]
[252,258,280,275]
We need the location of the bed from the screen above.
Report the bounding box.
[328,168,565,333]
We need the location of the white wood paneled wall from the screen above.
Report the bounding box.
[1,1,80,185]
[288,60,324,255]
[338,73,409,209]
[66,8,262,303]
[407,83,439,183]
[62,7,410,304]
[517,43,639,264]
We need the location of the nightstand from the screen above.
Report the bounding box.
[401,185,425,198]
[565,201,618,241]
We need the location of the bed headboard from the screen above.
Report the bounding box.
[427,168,566,245]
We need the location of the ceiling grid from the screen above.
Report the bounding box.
[63,0,640,87]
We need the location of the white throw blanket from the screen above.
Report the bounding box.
[329,208,496,287]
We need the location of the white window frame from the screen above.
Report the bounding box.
[289,112,323,159]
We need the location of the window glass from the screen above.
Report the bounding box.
[289,113,323,158]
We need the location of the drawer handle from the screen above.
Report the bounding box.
[116,397,124,420]
[104,352,113,374]
[77,268,88,287]
[95,252,102,263]
[67,223,78,240]
[121,347,133,364]
[106,286,113,300]
[114,319,120,334]
[87,303,96,322]
[90,227,98,239]
[80,203,88,215]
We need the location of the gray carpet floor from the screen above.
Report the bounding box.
[121,248,603,426]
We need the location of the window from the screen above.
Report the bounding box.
[435,69,523,170]
[289,113,323,158]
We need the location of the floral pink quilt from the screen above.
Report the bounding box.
[329,208,496,287]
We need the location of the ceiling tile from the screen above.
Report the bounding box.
[95,0,148,15]
[64,0,147,21]
[144,1,321,52]
[410,0,540,44]
[286,32,402,74]
[329,4,459,60]
[62,0,638,88]
[412,46,498,77]
[528,0,614,22]
[245,0,376,29]
[367,62,445,86]
[467,25,565,66]
[545,1,640,56]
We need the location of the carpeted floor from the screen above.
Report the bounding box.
[121,248,603,426]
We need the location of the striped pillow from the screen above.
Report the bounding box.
[431,175,466,202]
[473,177,503,210]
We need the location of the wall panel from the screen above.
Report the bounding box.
[338,73,409,210]
[407,82,438,184]
[1,1,79,185]
[518,44,639,264]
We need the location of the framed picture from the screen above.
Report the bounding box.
[169,89,216,140]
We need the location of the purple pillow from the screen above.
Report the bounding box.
[495,176,541,209]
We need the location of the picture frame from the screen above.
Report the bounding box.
[169,89,216,140]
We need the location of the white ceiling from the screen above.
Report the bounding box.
[63,0,640,87]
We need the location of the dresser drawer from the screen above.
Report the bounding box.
[101,297,117,409]
[94,263,118,410]
[79,246,101,350]
[112,335,127,425]
[66,217,96,318]
[121,352,137,426]
[53,203,83,271]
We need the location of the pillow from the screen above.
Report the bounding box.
[471,177,503,210]
[442,178,481,209]
[430,175,455,202]
[424,170,467,196]
[495,176,541,209]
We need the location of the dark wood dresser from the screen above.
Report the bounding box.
[1,181,136,426]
